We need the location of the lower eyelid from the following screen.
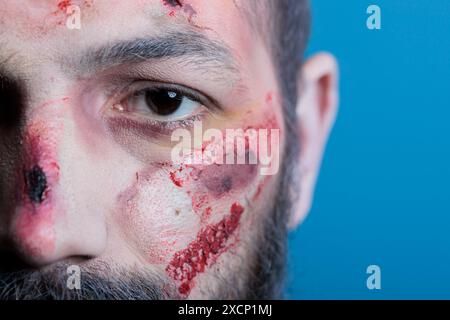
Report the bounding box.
[105,109,208,138]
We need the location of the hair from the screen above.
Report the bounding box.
[240,0,311,299]
[244,0,311,115]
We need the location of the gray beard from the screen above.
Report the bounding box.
[0,262,175,300]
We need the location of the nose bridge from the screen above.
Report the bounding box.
[23,98,66,205]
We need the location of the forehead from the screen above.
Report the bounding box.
[0,0,256,73]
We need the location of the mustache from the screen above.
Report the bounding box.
[0,261,177,300]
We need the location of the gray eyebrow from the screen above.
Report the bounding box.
[68,31,240,82]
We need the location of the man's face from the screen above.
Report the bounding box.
[0,0,286,299]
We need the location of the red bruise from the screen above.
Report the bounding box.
[230,202,245,216]
[253,183,263,201]
[170,171,183,187]
[166,202,245,296]
[57,0,71,12]
[191,193,209,214]
[169,162,257,198]
[182,4,197,22]
[161,0,197,23]
[179,282,191,295]
[201,206,212,223]
[198,164,257,198]
[162,0,181,17]
[16,98,66,216]
[252,175,271,201]
[21,124,60,209]
[13,103,65,257]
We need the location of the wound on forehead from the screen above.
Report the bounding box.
[163,0,182,8]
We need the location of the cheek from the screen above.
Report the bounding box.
[165,161,256,296]
[116,160,258,265]
[179,163,258,223]
[116,104,281,296]
[163,111,282,295]
[116,167,200,265]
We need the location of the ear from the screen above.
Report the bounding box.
[288,52,339,229]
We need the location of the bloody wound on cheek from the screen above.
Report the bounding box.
[166,203,245,295]
[25,165,48,204]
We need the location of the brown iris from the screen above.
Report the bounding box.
[144,89,183,116]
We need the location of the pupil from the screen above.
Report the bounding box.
[145,89,183,116]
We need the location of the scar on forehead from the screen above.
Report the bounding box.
[162,0,197,23]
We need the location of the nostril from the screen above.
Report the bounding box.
[0,249,33,273]
[64,255,94,265]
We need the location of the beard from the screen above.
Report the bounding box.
[0,142,299,300]
[0,261,177,300]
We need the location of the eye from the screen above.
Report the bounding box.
[144,88,184,116]
[115,83,207,122]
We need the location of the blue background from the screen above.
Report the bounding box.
[287,0,450,299]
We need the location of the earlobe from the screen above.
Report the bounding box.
[288,52,339,230]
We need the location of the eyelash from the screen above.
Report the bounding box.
[105,81,214,134]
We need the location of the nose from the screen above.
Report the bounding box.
[0,98,107,268]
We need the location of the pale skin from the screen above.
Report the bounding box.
[0,0,338,298]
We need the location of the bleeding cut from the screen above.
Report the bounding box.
[166,202,245,296]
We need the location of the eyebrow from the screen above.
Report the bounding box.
[66,31,240,82]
